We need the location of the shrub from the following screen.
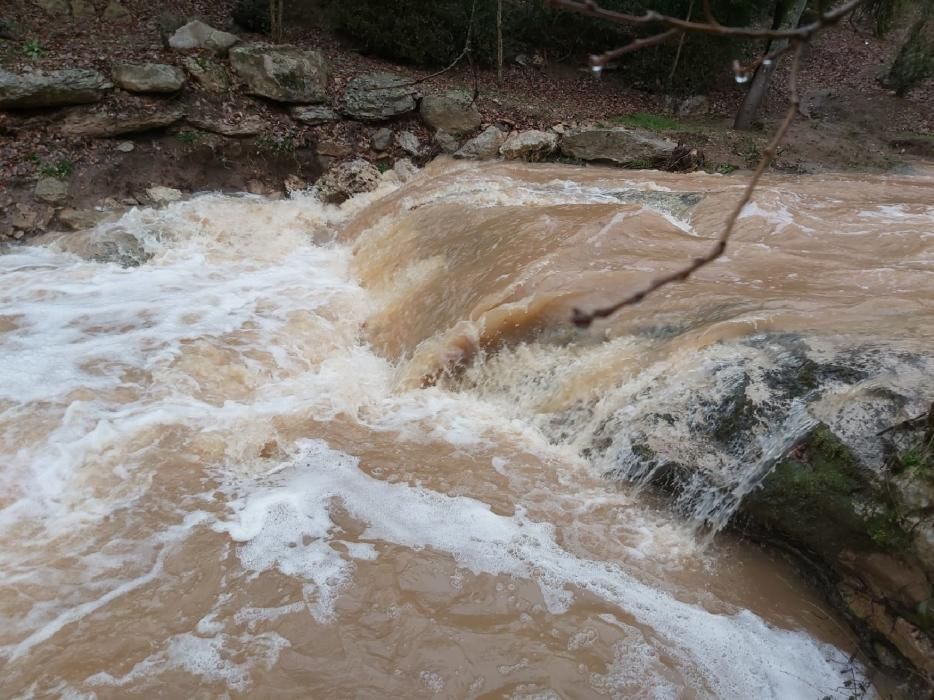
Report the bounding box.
[233,0,270,33]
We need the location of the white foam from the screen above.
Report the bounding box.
[86,630,289,692]
[216,438,863,699]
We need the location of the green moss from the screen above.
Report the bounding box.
[624,158,655,170]
[746,425,912,556]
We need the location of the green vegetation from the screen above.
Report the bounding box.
[709,163,738,175]
[22,38,44,60]
[746,425,913,555]
[175,130,202,145]
[37,158,74,179]
[255,134,297,155]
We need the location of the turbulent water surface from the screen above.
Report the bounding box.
[2,160,933,698]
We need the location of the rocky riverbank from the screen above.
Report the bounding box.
[2,1,932,242]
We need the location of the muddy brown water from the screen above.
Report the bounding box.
[2,160,932,698]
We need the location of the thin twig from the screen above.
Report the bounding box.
[669,0,695,82]
[364,0,478,91]
[547,0,861,43]
[593,28,682,65]
[571,42,805,328]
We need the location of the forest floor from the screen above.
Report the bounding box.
[1,0,932,224]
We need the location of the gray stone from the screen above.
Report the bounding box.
[370,127,392,151]
[559,126,676,165]
[393,158,418,182]
[454,125,505,160]
[60,106,184,137]
[289,104,339,125]
[674,94,709,117]
[186,113,265,137]
[432,129,460,154]
[35,0,70,16]
[168,20,239,52]
[146,186,183,204]
[499,129,558,162]
[340,72,418,121]
[34,177,69,204]
[419,90,481,136]
[229,43,328,103]
[102,0,130,21]
[12,204,40,230]
[57,208,114,231]
[316,159,380,204]
[181,57,229,92]
[116,140,135,152]
[395,130,420,157]
[0,68,112,109]
[112,63,185,93]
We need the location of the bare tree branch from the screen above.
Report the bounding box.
[594,27,682,65]
[547,0,862,45]
[365,0,479,91]
[571,41,805,329]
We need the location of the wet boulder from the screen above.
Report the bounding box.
[339,72,418,121]
[112,63,186,93]
[595,333,934,684]
[419,90,481,136]
[454,125,505,160]
[0,68,112,109]
[559,126,676,165]
[229,43,329,104]
[316,159,380,204]
[499,129,558,162]
[741,419,934,679]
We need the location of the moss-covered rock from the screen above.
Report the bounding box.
[741,422,934,682]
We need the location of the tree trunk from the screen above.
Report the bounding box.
[496,0,504,84]
[733,0,809,130]
[884,4,934,96]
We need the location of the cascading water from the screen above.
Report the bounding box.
[1,160,932,698]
